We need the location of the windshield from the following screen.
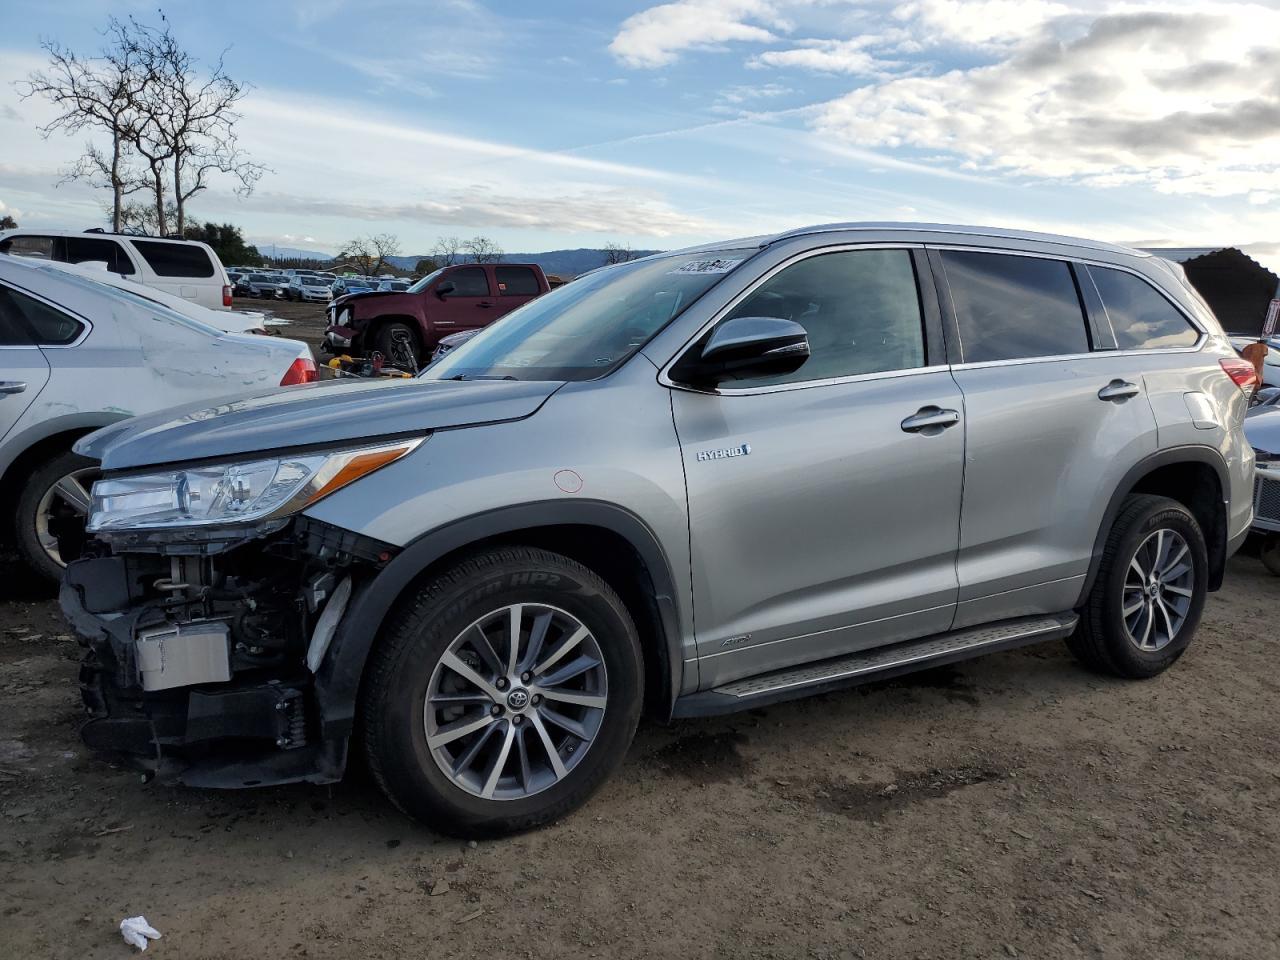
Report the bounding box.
[408,268,444,293]
[423,248,756,382]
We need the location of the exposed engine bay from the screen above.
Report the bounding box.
[60,518,396,787]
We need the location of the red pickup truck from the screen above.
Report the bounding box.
[323,262,550,365]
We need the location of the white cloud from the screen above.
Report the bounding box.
[750,37,887,75]
[812,4,1280,200]
[891,0,1071,47]
[609,0,789,68]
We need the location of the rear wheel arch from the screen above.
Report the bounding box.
[1079,446,1229,605]
[314,501,687,740]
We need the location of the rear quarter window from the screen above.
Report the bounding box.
[941,250,1090,363]
[1087,266,1200,349]
[0,285,85,345]
[130,239,216,278]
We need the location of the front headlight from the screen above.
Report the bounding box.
[87,437,424,532]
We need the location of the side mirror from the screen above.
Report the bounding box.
[672,316,810,387]
[435,280,457,299]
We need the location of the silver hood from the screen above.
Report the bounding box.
[1245,404,1280,458]
[77,377,563,471]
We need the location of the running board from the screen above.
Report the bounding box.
[671,612,1078,718]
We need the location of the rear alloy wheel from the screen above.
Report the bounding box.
[14,450,100,582]
[361,547,643,836]
[1067,494,1207,678]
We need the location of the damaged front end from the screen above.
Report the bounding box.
[63,517,395,788]
[60,436,424,788]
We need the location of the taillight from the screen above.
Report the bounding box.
[222,284,233,307]
[281,355,318,386]
[1220,357,1259,392]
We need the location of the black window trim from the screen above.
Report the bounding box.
[659,242,949,396]
[926,243,1206,369]
[0,278,93,349]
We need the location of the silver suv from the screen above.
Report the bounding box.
[61,223,1255,836]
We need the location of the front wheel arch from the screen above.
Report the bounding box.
[313,502,687,741]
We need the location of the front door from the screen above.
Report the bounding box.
[435,266,497,335]
[669,246,966,689]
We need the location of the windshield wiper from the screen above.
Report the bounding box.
[447,374,518,381]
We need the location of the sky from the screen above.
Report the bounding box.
[1,0,1278,268]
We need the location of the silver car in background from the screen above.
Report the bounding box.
[62,222,1254,837]
[0,253,317,581]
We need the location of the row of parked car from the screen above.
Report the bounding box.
[227,268,411,302]
[6,220,1280,840]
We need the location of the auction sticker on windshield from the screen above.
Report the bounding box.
[669,258,743,275]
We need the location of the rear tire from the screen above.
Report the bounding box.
[360,546,643,837]
[14,450,100,583]
[1067,494,1207,678]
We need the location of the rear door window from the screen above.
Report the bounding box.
[0,285,84,345]
[130,239,216,278]
[495,266,540,296]
[444,267,490,297]
[1086,266,1200,350]
[63,236,136,275]
[941,250,1090,363]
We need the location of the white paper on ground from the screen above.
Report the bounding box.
[120,916,162,951]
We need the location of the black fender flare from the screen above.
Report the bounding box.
[1077,443,1231,605]
[313,500,686,739]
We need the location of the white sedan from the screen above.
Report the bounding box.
[0,253,318,580]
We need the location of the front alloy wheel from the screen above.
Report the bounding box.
[425,603,608,800]
[361,546,643,836]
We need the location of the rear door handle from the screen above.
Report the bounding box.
[0,381,27,396]
[901,406,960,433]
[1098,379,1140,402]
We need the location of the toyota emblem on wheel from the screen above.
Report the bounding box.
[506,688,530,710]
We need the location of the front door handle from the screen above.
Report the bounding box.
[1098,379,1140,402]
[901,406,960,433]
[0,381,27,396]
[477,301,494,308]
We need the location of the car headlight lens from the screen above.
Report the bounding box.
[86,437,424,532]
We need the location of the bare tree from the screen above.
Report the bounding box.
[19,19,149,232]
[603,242,636,265]
[136,15,265,233]
[430,235,464,267]
[22,14,265,237]
[463,235,503,264]
[339,233,401,276]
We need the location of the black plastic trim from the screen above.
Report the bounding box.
[313,500,686,738]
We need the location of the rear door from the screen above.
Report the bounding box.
[670,246,966,688]
[0,284,57,443]
[435,266,497,335]
[493,265,542,319]
[932,247,1161,628]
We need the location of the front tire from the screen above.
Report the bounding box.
[14,450,100,582]
[373,321,421,369]
[360,547,643,837]
[1067,494,1207,678]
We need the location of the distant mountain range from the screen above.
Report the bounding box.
[260,246,663,277]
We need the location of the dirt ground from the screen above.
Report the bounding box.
[246,296,330,359]
[1,539,1277,960]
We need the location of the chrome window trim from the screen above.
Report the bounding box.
[926,243,1208,365]
[658,241,936,396]
[0,278,93,349]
